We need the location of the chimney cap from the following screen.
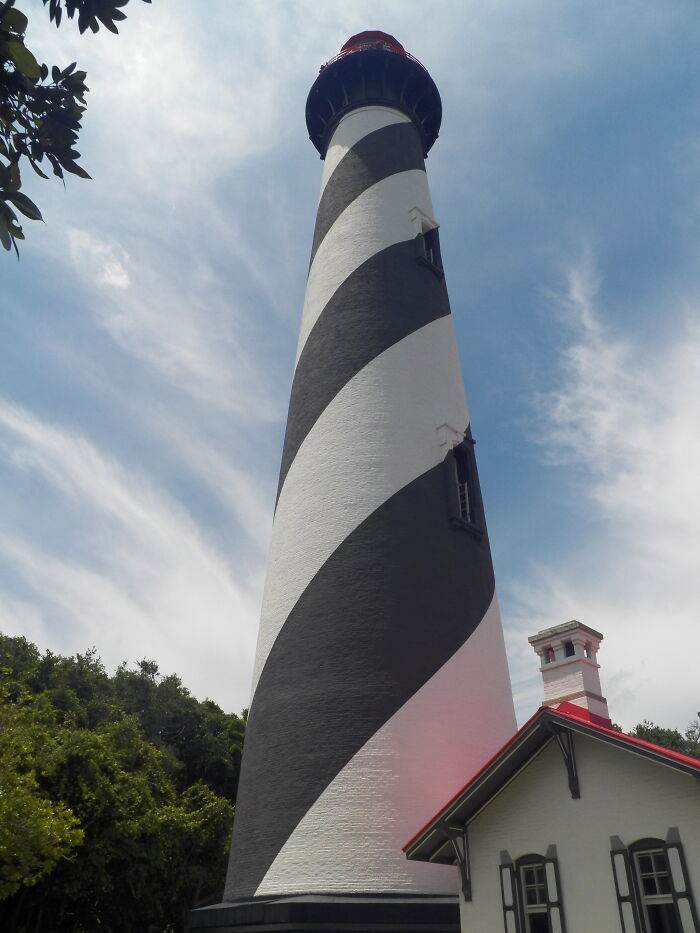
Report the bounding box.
[528,619,603,646]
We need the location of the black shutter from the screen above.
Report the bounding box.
[444,446,461,522]
[499,851,520,933]
[610,836,641,933]
[665,828,699,933]
[544,845,567,933]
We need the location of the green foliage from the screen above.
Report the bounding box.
[0,633,244,932]
[0,0,150,256]
[0,693,83,899]
[629,718,700,758]
[42,0,151,36]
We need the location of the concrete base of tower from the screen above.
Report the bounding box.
[189,893,459,932]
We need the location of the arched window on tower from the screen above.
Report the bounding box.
[446,436,482,539]
[423,226,442,270]
[454,444,474,524]
[417,224,443,278]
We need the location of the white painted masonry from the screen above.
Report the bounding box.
[257,595,515,895]
[319,106,411,197]
[297,168,434,363]
[530,622,609,719]
[459,735,700,933]
[241,88,518,903]
[251,315,468,694]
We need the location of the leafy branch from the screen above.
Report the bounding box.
[0,0,150,256]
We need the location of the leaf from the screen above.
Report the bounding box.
[3,41,41,82]
[62,62,77,77]
[52,65,61,82]
[0,199,18,225]
[60,158,91,179]
[3,8,29,35]
[40,62,48,81]
[0,213,13,251]
[29,160,50,180]
[7,161,20,193]
[48,156,64,179]
[6,192,43,221]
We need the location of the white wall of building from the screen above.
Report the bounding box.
[459,736,700,932]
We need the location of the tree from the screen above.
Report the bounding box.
[0,633,244,932]
[0,692,83,900]
[629,719,700,758]
[0,0,151,256]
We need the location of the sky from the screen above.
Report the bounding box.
[2,0,699,732]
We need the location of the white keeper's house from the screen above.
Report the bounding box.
[404,620,700,933]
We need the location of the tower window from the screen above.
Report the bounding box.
[423,228,441,267]
[585,643,593,659]
[416,226,444,278]
[564,641,575,657]
[446,436,482,539]
[454,444,474,524]
[544,648,555,664]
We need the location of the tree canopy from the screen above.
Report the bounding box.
[2,628,697,931]
[0,0,150,255]
[628,718,700,758]
[0,633,245,933]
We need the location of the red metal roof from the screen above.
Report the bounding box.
[319,31,427,74]
[340,31,407,56]
[552,701,700,769]
[404,701,700,854]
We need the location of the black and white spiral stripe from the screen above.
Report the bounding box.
[224,106,516,901]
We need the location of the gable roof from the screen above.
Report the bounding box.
[404,702,700,865]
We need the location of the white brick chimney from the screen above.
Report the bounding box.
[528,620,610,722]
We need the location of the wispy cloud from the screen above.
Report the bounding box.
[7,0,699,729]
[67,227,282,421]
[0,400,263,708]
[506,254,700,730]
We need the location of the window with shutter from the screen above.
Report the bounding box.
[514,849,567,933]
[611,831,699,933]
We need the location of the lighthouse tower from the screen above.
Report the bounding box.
[194,31,516,931]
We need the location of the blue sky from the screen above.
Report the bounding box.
[3,0,699,731]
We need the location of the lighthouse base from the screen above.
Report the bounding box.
[189,893,459,932]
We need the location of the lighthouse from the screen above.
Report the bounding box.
[193,31,516,931]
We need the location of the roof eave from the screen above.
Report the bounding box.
[405,706,700,864]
